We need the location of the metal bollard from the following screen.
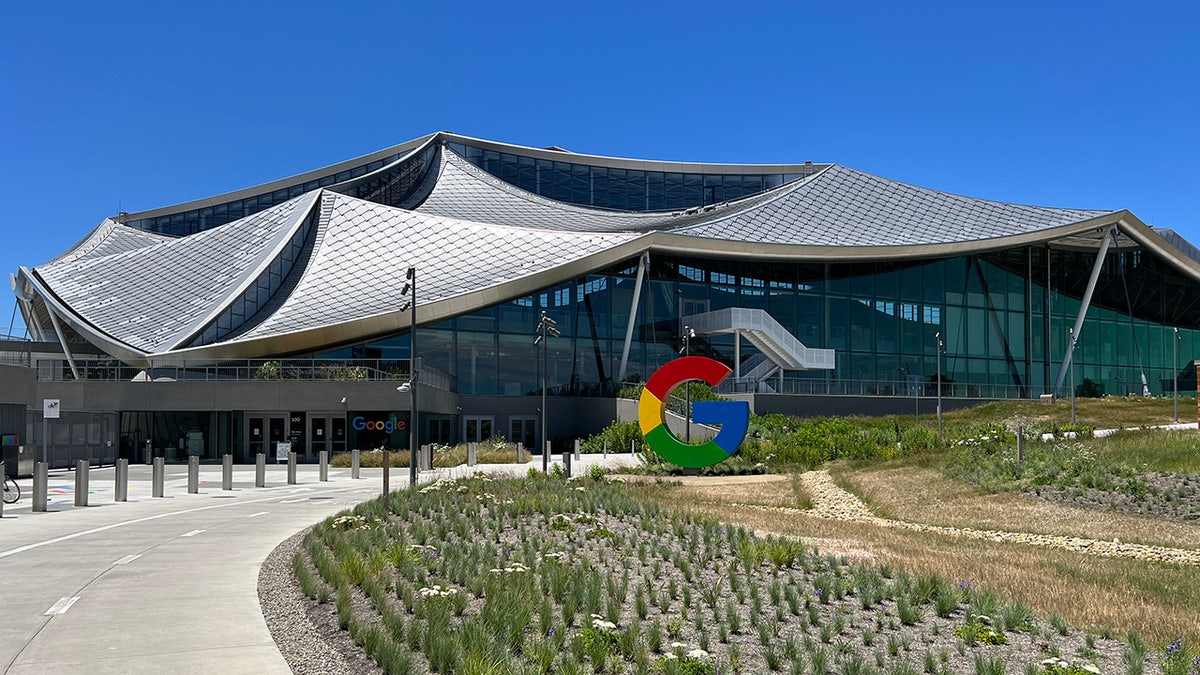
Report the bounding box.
[467,442,477,466]
[287,452,297,485]
[255,453,266,487]
[222,454,233,490]
[382,449,390,510]
[351,449,360,479]
[564,451,572,478]
[319,450,328,482]
[75,460,90,506]
[425,444,434,470]
[33,461,47,512]
[152,457,165,497]
[187,455,199,494]
[516,442,526,463]
[573,439,581,461]
[1017,426,1024,464]
[115,458,128,502]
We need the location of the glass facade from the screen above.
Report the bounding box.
[123,144,437,236]
[447,143,814,211]
[320,248,1200,399]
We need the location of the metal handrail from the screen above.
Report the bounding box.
[35,358,457,391]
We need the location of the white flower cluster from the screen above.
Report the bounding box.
[1040,657,1099,674]
[419,479,456,494]
[550,514,573,525]
[410,544,437,552]
[538,551,569,563]
[418,584,458,598]
[330,515,369,530]
[489,562,529,575]
[473,492,513,504]
[606,476,627,483]
[589,614,617,630]
[573,486,587,492]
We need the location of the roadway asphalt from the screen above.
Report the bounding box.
[0,453,640,674]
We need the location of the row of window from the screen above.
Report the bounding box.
[448,143,812,212]
[126,152,408,236]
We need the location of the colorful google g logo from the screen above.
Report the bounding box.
[638,356,751,468]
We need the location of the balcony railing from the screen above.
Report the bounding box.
[35,358,457,391]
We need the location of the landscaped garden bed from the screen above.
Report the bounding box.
[288,471,1173,674]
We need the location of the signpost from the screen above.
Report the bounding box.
[275,441,292,464]
[42,399,60,464]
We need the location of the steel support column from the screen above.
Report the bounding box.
[617,252,650,382]
[1053,227,1116,393]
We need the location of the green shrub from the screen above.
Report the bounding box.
[580,420,645,455]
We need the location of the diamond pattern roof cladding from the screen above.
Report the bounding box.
[416,150,659,231]
[415,148,804,233]
[48,220,172,266]
[674,165,1113,246]
[234,192,641,341]
[36,196,309,352]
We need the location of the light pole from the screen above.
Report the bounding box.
[1174,327,1181,423]
[397,267,417,491]
[535,311,560,473]
[679,325,695,443]
[1069,327,1078,425]
[935,331,943,435]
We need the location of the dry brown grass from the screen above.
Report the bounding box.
[831,462,1200,549]
[939,396,1197,429]
[628,480,1200,646]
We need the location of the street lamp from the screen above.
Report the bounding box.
[679,325,695,443]
[400,267,417,488]
[935,331,943,435]
[534,310,560,473]
[1068,327,1078,425]
[1174,327,1181,423]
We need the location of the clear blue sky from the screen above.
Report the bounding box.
[2,1,1197,337]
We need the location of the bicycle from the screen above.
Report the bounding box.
[3,475,19,504]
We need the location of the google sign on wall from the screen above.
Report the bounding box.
[638,356,750,468]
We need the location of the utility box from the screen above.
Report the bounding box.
[3,445,33,478]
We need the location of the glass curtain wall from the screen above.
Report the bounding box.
[319,248,1200,399]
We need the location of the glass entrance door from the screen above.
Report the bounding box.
[248,415,287,460]
[464,416,493,443]
[310,417,327,461]
[510,417,536,453]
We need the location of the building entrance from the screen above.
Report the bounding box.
[509,416,536,453]
[309,414,347,461]
[248,415,287,461]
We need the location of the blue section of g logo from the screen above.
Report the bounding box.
[638,356,751,468]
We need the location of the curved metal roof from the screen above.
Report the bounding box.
[15,132,1196,365]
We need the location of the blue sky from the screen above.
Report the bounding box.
[2,1,1197,337]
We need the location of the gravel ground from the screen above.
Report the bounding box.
[258,528,383,675]
[791,471,1200,566]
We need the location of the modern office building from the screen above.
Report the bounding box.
[6,131,1199,465]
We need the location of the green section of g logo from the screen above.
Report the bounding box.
[637,356,750,468]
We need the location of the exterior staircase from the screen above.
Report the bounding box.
[682,307,834,393]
